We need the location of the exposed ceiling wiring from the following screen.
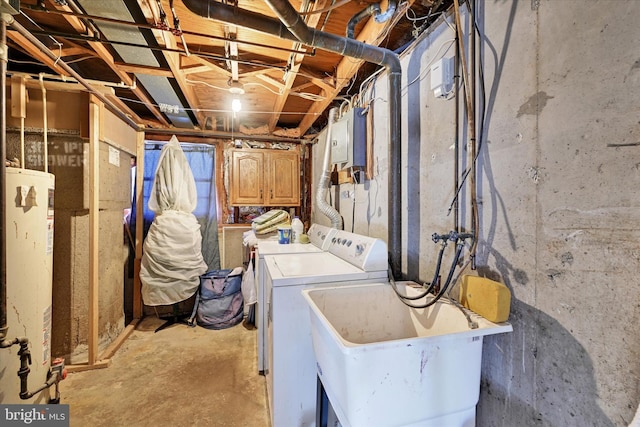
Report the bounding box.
[185,78,327,101]
[299,0,351,15]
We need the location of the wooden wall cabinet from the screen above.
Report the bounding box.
[229,148,300,206]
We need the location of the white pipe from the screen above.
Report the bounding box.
[315,107,343,229]
[7,71,137,90]
[39,73,48,173]
[20,117,24,169]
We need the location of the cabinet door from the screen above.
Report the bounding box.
[230,150,264,205]
[267,150,300,206]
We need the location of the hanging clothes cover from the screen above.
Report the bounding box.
[140,135,208,306]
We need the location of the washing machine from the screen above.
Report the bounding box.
[263,230,388,427]
[254,223,338,373]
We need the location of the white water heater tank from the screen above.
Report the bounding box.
[0,168,55,404]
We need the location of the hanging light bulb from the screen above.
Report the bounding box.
[231,98,242,113]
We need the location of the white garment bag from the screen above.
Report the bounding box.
[140,136,208,306]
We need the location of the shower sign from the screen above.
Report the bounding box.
[108,145,120,167]
[26,141,86,168]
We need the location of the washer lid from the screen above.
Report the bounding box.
[256,240,323,257]
[264,252,386,286]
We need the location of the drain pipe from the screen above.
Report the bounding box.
[346,1,397,39]
[346,4,380,39]
[182,0,404,278]
[316,108,342,229]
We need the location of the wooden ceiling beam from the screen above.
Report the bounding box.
[6,31,71,77]
[291,81,315,92]
[181,64,216,75]
[143,2,207,129]
[256,74,286,91]
[238,65,288,79]
[50,1,170,127]
[114,62,174,78]
[297,67,337,94]
[268,0,327,131]
[187,55,232,78]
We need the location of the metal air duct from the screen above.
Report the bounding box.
[316,108,343,229]
[182,0,403,278]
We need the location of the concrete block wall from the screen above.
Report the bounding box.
[312,1,640,425]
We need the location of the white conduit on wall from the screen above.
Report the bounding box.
[39,73,48,173]
[19,116,24,169]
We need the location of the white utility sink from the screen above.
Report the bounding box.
[302,282,512,427]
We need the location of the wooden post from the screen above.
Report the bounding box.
[134,131,145,319]
[67,100,141,373]
[88,96,100,365]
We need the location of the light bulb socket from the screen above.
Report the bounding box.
[228,81,245,95]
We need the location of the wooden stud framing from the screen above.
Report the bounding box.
[88,96,101,366]
[134,131,145,320]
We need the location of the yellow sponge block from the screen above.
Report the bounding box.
[459,275,511,323]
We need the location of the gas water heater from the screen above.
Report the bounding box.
[1,168,65,404]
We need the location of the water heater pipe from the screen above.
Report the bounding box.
[39,74,49,173]
[1,336,66,401]
[181,0,404,278]
[316,108,343,229]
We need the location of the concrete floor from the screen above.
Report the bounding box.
[61,316,270,427]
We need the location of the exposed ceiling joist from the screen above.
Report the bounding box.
[114,62,174,77]
[267,0,327,132]
[50,1,169,127]
[6,31,71,77]
[142,0,207,129]
[6,0,444,138]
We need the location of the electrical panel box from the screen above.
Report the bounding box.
[331,107,366,169]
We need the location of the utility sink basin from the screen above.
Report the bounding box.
[302,282,512,427]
